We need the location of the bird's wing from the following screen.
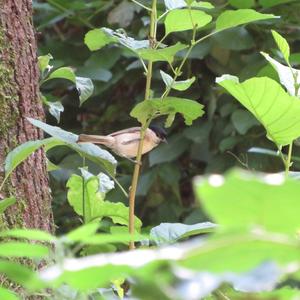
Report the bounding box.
[109,127,141,137]
[121,138,141,145]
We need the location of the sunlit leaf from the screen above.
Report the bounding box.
[229,0,254,8]
[195,169,300,234]
[164,9,212,34]
[216,75,300,146]
[47,67,76,82]
[216,9,277,31]
[38,53,53,73]
[261,52,300,97]
[271,30,290,64]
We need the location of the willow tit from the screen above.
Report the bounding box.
[77,125,167,158]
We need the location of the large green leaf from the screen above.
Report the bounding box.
[0,197,16,214]
[181,231,300,272]
[138,42,187,63]
[216,9,277,31]
[0,259,43,290]
[261,52,300,97]
[130,97,204,127]
[195,169,300,234]
[0,242,49,258]
[27,118,116,173]
[0,229,55,242]
[216,75,300,146]
[67,174,142,229]
[67,174,104,221]
[164,9,212,34]
[0,287,19,300]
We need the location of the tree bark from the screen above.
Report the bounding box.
[0,0,53,232]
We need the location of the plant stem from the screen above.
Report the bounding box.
[285,143,293,178]
[82,157,86,223]
[131,0,152,11]
[128,0,157,250]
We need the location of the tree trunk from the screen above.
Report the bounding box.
[0,0,53,232]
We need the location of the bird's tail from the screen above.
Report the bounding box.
[77,134,114,147]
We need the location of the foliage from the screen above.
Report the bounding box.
[1,0,300,299]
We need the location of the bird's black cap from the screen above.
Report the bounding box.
[149,125,167,140]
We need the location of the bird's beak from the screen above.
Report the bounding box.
[162,137,168,144]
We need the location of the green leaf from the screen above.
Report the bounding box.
[38,53,53,73]
[138,42,187,63]
[27,118,117,173]
[216,9,277,31]
[76,76,94,105]
[259,0,296,8]
[130,97,204,127]
[271,30,290,64]
[229,0,255,8]
[0,197,16,214]
[195,169,300,234]
[84,28,116,51]
[164,0,214,10]
[261,53,300,97]
[0,242,49,258]
[4,138,54,178]
[150,222,216,245]
[45,101,64,123]
[0,259,43,290]
[66,222,100,242]
[0,229,55,242]
[231,109,259,134]
[0,287,19,300]
[67,174,142,229]
[181,231,300,272]
[160,70,195,91]
[164,9,212,34]
[67,174,104,222]
[47,67,76,82]
[216,75,300,146]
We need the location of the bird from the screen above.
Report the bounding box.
[77,125,167,159]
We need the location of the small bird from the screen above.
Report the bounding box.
[77,125,167,158]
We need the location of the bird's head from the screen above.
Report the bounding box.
[149,125,167,143]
